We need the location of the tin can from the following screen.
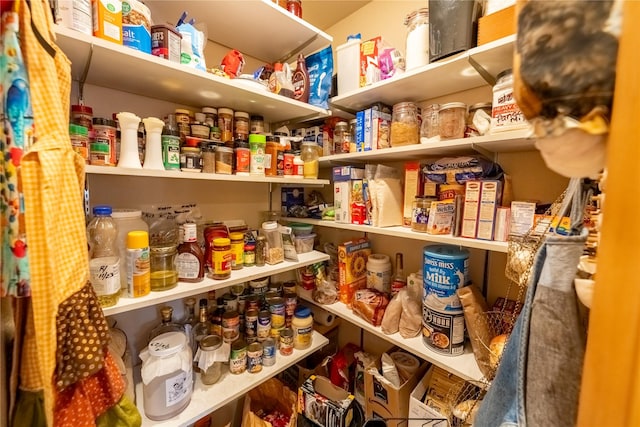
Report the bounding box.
[257,310,271,341]
[262,337,276,366]
[222,293,238,312]
[247,342,263,373]
[222,310,240,343]
[249,277,269,295]
[245,294,261,312]
[283,292,297,328]
[422,306,465,356]
[269,297,286,329]
[279,328,294,356]
[245,309,258,341]
[237,295,247,314]
[230,340,247,374]
[270,328,283,348]
[265,290,280,304]
[268,282,283,294]
[423,245,469,312]
[283,281,297,294]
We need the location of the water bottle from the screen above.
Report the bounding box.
[87,205,121,307]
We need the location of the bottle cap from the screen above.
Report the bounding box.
[127,230,149,249]
[213,237,231,246]
[92,205,112,215]
[295,306,312,318]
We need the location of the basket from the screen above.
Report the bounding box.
[443,381,486,426]
[474,310,518,381]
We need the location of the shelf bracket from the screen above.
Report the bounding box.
[471,143,497,162]
[77,43,94,103]
[468,55,496,86]
[271,111,331,133]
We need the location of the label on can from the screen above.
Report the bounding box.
[284,293,297,328]
[280,329,294,356]
[245,295,261,311]
[262,338,276,366]
[229,342,247,374]
[257,311,271,341]
[222,311,240,343]
[269,297,286,329]
[222,293,238,312]
[247,343,263,373]
[245,309,258,339]
[422,305,465,356]
[423,245,469,312]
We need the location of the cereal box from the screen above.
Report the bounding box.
[426,201,455,235]
[338,238,371,306]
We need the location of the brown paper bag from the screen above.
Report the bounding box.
[241,378,297,427]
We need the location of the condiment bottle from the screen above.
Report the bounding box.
[193,299,212,351]
[87,205,121,307]
[292,306,313,350]
[293,153,304,178]
[255,235,266,267]
[230,232,245,270]
[177,223,205,282]
[286,0,302,18]
[292,53,310,103]
[126,230,151,298]
[211,237,232,280]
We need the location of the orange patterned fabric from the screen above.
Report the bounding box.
[54,350,126,427]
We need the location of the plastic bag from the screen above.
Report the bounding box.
[399,287,422,338]
[306,45,333,109]
[313,277,338,305]
[381,291,402,335]
[176,23,206,71]
[373,164,403,227]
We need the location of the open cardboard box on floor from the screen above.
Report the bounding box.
[364,361,430,427]
[298,375,356,427]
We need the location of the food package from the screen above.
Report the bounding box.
[372,164,403,227]
[241,378,296,427]
[381,291,402,335]
[353,352,376,406]
[306,45,334,109]
[399,288,422,338]
[457,285,492,378]
[426,200,455,235]
[313,278,339,305]
[176,23,206,71]
[422,156,504,188]
[338,238,371,306]
[352,288,390,327]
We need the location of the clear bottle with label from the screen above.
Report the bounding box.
[149,306,185,342]
[87,205,121,307]
[176,223,205,282]
[300,141,319,179]
[193,299,212,352]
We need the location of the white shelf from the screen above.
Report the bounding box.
[85,165,330,185]
[319,129,534,164]
[54,25,330,124]
[103,251,329,316]
[298,289,484,384]
[286,219,509,253]
[331,35,516,112]
[147,0,333,63]
[137,331,329,427]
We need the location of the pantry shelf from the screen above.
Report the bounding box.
[298,289,484,384]
[285,219,509,253]
[330,35,516,112]
[136,331,329,427]
[85,165,331,185]
[54,25,330,124]
[318,129,534,164]
[102,251,329,316]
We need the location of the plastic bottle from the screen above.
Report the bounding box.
[126,230,151,297]
[177,223,205,282]
[293,154,304,178]
[292,53,310,103]
[87,205,121,307]
[112,209,148,291]
[292,306,313,350]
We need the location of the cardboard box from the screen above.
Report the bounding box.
[494,206,511,241]
[476,180,503,240]
[363,108,373,151]
[338,237,371,306]
[408,367,450,427]
[510,201,536,236]
[298,375,355,427]
[333,166,365,223]
[371,109,391,149]
[403,162,423,227]
[478,5,516,46]
[281,187,305,217]
[360,36,382,87]
[351,179,366,225]
[461,181,481,238]
[426,201,455,235]
[365,361,430,427]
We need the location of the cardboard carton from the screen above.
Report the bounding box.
[338,237,371,306]
[333,166,365,224]
[298,375,355,427]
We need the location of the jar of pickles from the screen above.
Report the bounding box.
[390,102,419,146]
[438,102,467,140]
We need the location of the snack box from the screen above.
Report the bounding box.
[298,375,355,427]
[281,187,305,217]
[338,237,371,306]
[333,166,365,224]
[360,36,382,87]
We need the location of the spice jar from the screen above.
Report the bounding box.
[202,107,218,128]
[255,235,266,267]
[333,121,349,154]
[411,196,436,232]
[244,242,256,267]
[300,141,319,179]
[215,145,233,174]
[141,331,192,421]
[196,335,224,385]
[161,127,181,170]
[230,232,245,270]
[283,150,294,175]
[261,221,284,264]
[201,144,216,173]
[250,115,265,134]
[420,103,440,141]
[180,146,202,172]
[211,237,232,280]
[150,244,178,291]
[265,137,280,177]
[466,102,493,137]
[391,102,420,146]
[175,108,192,142]
[92,117,117,165]
[70,124,89,163]
[234,111,250,141]
[234,141,250,175]
[71,104,93,129]
[249,134,267,175]
[218,108,234,142]
[438,102,467,140]
[404,8,429,70]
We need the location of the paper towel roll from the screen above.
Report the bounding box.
[310,305,336,327]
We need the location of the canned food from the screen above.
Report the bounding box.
[245,309,258,340]
[262,337,276,366]
[282,280,297,294]
[230,340,247,374]
[247,342,263,373]
[422,306,465,356]
[279,328,294,356]
[222,310,240,343]
[249,277,269,295]
[268,282,283,294]
[257,310,271,341]
[269,297,286,329]
[245,294,261,311]
[264,291,280,305]
[222,293,238,312]
[284,292,297,328]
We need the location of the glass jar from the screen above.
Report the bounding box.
[174,108,192,142]
[202,107,218,128]
[333,121,349,154]
[215,145,233,174]
[92,117,118,165]
[71,104,93,129]
[211,237,232,280]
[230,232,245,270]
[197,335,224,385]
[348,119,358,152]
[390,102,420,146]
[283,150,294,175]
[201,144,216,173]
[234,141,251,175]
[150,244,178,291]
[244,242,256,267]
[141,331,193,421]
[300,141,319,179]
[404,8,429,71]
[411,196,436,232]
[492,69,528,132]
[438,102,467,140]
[218,107,234,142]
[420,103,440,141]
[261,221,284,265]
[250,115,265,134]
[87,205,121,307]
[180,146,202,172]
[234,111,250,141]
[255,235,266,267]
[466,102,493,137]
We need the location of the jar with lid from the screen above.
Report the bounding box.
[87,205,121,307]
[348,119,358,152]
[174,108,192,142]
[150,244,178,291]
[466,102,493,137]
[234,141,251,175]
[202,107,217,128]
[250,115,265,134]
[218,108,234,142]
[292,153,304,178]
[366,253,392,293]
[215,145,233,174]
[292,306,313,350]
[411,196,436,232]
[438,102,467,140]
[286,0,302,18]
[333,121,349,154]
[234,111,250,141]
[420,103,440,141]
[244,242,256,267]
[112,209,149,291]
[391,102,420,146]
[71,104,93,129]
[491,69,528,132]
[177,223,204,282]
[181,146,202,172]
[255,235,266,267]
[283,150,294,175]
[211,237,232,280]
[404,8,429,71]
[261,221,284,265]
[249,134,267,175]
[70,123,89,163]
[161,127,181,170]
[230,232,245,270]
[300,141,319,179]
[195,335,225,385]
[265,136,280,177]
[201,144,216,173]
[141,331,193,421]
[92,117,118,165]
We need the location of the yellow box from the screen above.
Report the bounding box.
[478,5,516,46]
[92,0,123,44]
